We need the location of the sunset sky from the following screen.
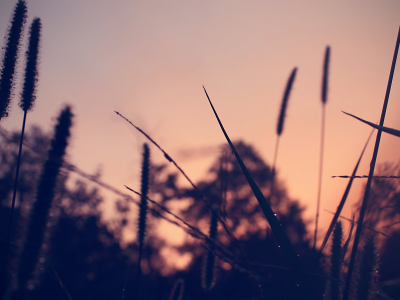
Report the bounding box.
[1,0,400,251]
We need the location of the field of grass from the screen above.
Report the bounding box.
[1,1,400,300]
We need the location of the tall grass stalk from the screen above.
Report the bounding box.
[16,106,73,292]
[7,17,42,254]
[342,25,400,300]
[0,0,27,122]
[270,67,297,204]
[319,129,373,253]
[136,143,150,299]
[314,46,330,250]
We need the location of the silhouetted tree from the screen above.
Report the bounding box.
[153,141,322,300]
[1,127,327,300]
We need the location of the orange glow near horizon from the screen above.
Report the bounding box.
[1,0,400,252]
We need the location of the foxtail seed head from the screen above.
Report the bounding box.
[20,18,41,112]
[169,278,184,300]
[327,221,343,300]
[354,235,378,300]
[277,67,297,136]
[202,205,218,291]
[322,46,330,104]
[0,0,27,119]
[138,143,150,247]
[17,105,73,290]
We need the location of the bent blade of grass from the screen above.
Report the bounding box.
[319,129,373,254]
[332,175,400,178]
[324,210,393,239]
[343,111,400,138]
[203,86,306,284]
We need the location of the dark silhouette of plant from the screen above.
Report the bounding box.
[136,143,150,299]
[319,130,373,254]
[314,46,330,250]
[169,278,184,300]
[354,235,378,300]
[202,205,218,291]
[8,17,42,255]
[342,25,400,300]
[0,0,27,122]
[271,67,297,205]
[16,106,73,294]
[325,222,342,300]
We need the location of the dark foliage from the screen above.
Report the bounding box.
[3,125,398,299]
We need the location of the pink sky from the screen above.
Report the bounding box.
[1,0,400,251]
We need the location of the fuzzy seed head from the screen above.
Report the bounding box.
[169,278,184,300]
[322,46,330,104]
[328,221,343,300]
[277,67,297,135]
[138,143,150,247]
[20,18,41,112]
[202,205,218,291]
[17,105,73,290]
[354,235,378,300]
[0,0,27,119]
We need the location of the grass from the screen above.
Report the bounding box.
[1,1,400,299]
[314,46,330,250]
[342,24,400,300]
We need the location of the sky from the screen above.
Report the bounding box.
[1,0,400,253]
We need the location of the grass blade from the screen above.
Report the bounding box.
[342,25,400,300]
[202,86,307,287]
[319,129,373,253]
[343,111,400,138]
